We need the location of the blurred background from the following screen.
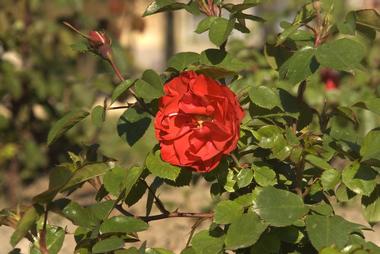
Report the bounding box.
[0,0,379,252]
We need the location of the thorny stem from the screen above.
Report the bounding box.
[186,218,207,247]
[143,180,169,214]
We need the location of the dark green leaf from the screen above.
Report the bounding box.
[91,105,105,128]
[111,80,135,103]
[200,49,249,73]
[315,38,366,71]
[103,166,143,197]
[168,52,200,71]
[279,46,318,85]
[117,107,152,146]
[100,216,148,234]
[92,237,124,254]
[305,215,360,250]
[249,86,281,110]
[61,163,110,192]
[225,212,268,250]
[255,186,308,226]
[135,69,164,101]
[47,110,89,145]
[353,98,380,116]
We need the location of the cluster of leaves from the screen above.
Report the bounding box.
[1,0,380,254]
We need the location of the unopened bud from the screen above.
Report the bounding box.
[88,31,112,59]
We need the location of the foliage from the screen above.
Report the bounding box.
[1,0,380,253]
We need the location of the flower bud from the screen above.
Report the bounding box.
[88,31,112,59]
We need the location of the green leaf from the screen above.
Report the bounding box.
[208,17,234,47]
[225,212,268,250]
[88,201,115,221]
[29,226,65,254]
[146,150,181,181]
[135,69,164,101]
[362,186,380,223]
[57,200,97,227]
[253,164,276,187]
[353,98,380,116]
[195,17,218,34]
[279,46,318,85]
[111,80,135,103]
[321,169,341,191]
[47,110,89,145]
[236,168,254,188]
[103,166,127,196]
[255,186,308,226]
[11,206,42,247]
[61,163,110,192]
[342,161,377,196]
[305,154,334,171]
[276,23,300,46]
[360,128,380,164]
[305,215,360,250]
[91,105,105,128]
[168,52,200,71]
[355,9,380,31]
[100,216,148,234]
[117,107,152,146]
[92,237,124,254]
[143,0,186,16]
[254,125,283,149]
[191,230,224,254]
[199,49,249,73]
[315,38,366,71]
[249,86,281,110]
[214,200,244,224]
[319,247,343,254]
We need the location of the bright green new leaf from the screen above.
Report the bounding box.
[321,169,341,191]
[253,164,276,187]
[143,0,186,16]
[195,17,218,34]
[305,154,334,171]
[360,128,380,164]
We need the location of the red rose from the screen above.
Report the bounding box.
[154,71,244,172]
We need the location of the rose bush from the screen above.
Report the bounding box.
[154,71,244,172]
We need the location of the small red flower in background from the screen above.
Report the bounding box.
[320,68,340,91]
[154,71,244,172]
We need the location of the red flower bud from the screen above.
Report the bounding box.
[320,68,340,91]
[88,31,112,59]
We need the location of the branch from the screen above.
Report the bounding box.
[140,211,214,222]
